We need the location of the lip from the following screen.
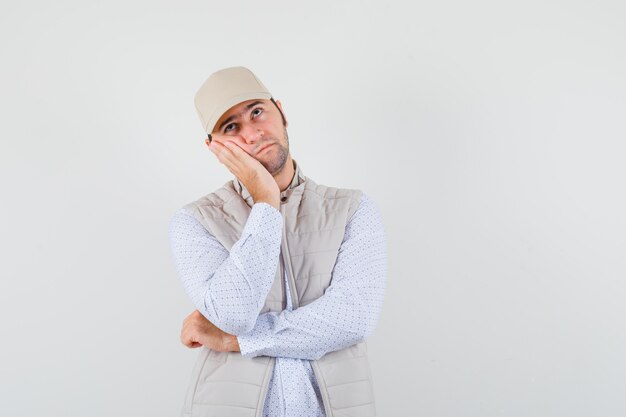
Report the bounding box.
[257,143,274,155]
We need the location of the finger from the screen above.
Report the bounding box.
[190,312,209,326]
[208,134,235,149]
[183,335,200,348]
[210,133,244,145]
[222,141,259,169]
[210,141,249,176]
[223,141,252,158]
[181,329,200,348]
[209,141,238,170]
[210,135,252,157]
[184,339,197,348]
[209,133,251,153]
[181,330,191,347]
[181,320,196,345]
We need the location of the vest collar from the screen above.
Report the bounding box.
[233,158,307,207]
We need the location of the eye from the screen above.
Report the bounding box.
[252,107,263,117]
[224,123,237,133]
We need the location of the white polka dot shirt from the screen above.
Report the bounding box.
[168,193,387,417]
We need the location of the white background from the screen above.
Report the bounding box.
[1,1,625,416]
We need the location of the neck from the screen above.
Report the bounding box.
[273,154,295,192]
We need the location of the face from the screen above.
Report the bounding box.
[210,98,290,176]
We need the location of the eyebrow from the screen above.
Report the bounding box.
[217,100,265,132]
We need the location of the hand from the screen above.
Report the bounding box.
[180,310,241,352]
[206,134,280,209]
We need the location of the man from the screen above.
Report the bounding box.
[168,66,387,417]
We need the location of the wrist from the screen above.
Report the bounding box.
[223,334,241,352]
[254,196,280,210]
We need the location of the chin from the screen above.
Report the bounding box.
[263,159,286,175]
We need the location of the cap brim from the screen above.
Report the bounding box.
[202,91,273,134]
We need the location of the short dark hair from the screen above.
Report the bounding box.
[270,97,287,127]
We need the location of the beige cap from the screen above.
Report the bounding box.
[194,66,272,134]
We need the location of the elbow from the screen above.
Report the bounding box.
[361,289,385,340]
[362,314,381,340]
[357,307,382,342]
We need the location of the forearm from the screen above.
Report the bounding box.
[201,229,281,333]
[169,202,283,335]
[237,272,385,359]
[237,193,387,359]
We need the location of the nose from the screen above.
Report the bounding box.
[240,123,263,144]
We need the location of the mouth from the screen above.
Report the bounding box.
[256,143,274,155]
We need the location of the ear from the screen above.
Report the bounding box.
[275,99,288,128]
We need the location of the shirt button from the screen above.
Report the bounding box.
[281,196,287,202]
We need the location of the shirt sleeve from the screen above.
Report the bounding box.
[236,194,387,360]
[168,202,283,335]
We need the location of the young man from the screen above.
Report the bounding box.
[168,66,387,417]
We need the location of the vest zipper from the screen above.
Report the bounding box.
[278,201,333,416]
[279,203,299,307]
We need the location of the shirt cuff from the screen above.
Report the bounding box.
[240,202,283,240]
[236,313,276,358]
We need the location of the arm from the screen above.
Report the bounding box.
[168,202,283,335]
[236,194,387,360]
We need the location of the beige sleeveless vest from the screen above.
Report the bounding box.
[179,160,377,417]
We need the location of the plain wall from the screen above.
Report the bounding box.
[1,0,625,416]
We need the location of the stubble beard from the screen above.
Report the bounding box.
[260,126,290,176]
